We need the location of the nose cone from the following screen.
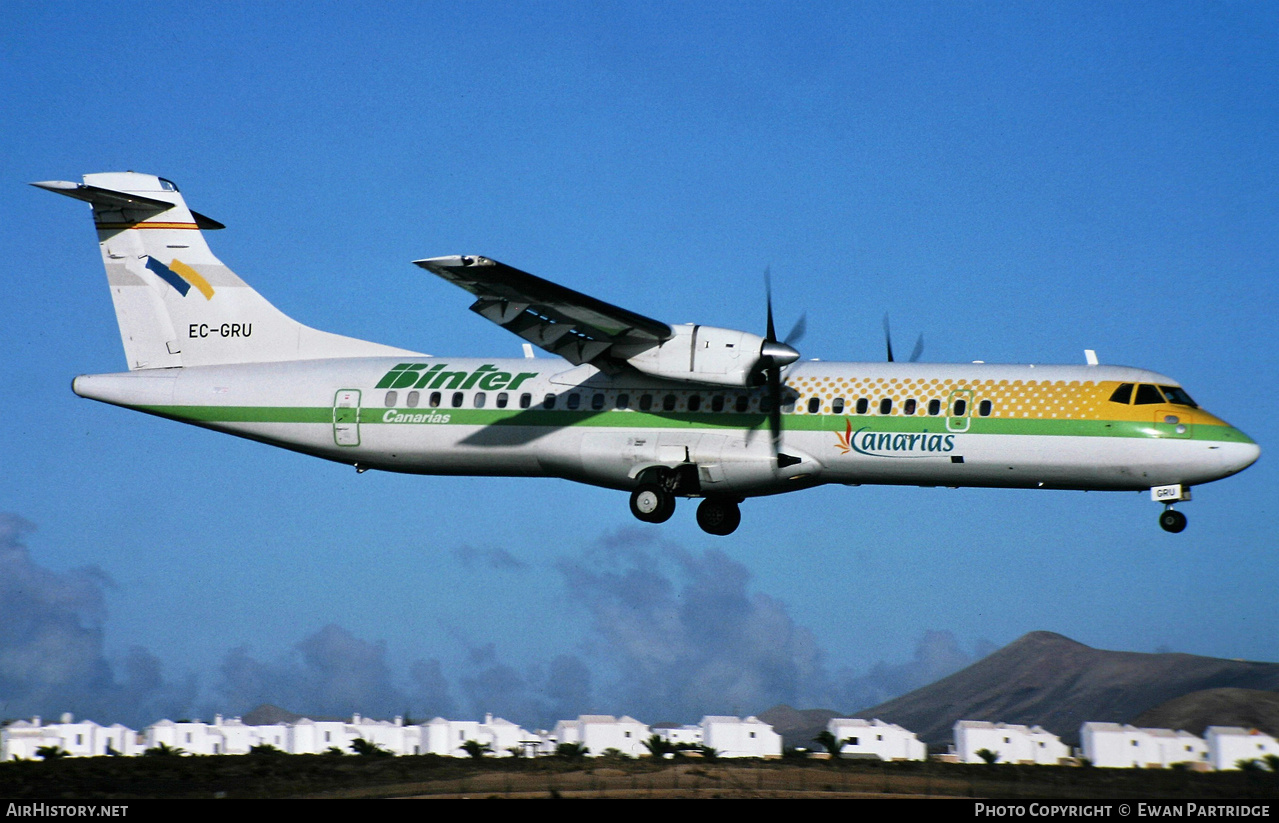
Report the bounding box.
[760,340,800,367]
[1227,438,1261,474]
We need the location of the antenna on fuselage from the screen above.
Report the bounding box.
[1085,349,1099,366]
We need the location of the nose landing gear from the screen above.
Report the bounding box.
[1151,484,1191,533]
[1159,507,1187,533]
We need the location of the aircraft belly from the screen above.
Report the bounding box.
[815,432,1230,491]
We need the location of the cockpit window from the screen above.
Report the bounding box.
[1109,383,1134,404]
[1159,385,1198,408]
[1133,384,1165,405]
[158,178,179,192]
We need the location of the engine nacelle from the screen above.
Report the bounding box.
[620,324,767,387]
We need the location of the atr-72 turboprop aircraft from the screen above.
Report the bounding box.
[36,172,1259,535]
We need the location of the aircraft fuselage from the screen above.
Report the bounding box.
[72,356,1259,499]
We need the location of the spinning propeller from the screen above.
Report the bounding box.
[882,314,924,363]
[755,269,804,467]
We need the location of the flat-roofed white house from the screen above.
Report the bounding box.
[654,724,703,749]
[289,719,358,754]
[701,716,782,758]
[423,714,532,757]
[552,715,650,757]
[1,716,141,760]
[827,718,925,761]
[1205,726,1279,770]
[953,721,1068,765]
[1080,723,1207,768]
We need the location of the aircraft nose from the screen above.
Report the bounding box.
[1230,440,1261,473]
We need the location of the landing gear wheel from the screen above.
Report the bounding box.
[630,483,675,523]
[1159,508,1187,533]
[696,498,742,536]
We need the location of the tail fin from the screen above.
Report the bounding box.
[34,172,416,369]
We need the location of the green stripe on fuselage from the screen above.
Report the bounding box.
[130,403,1251,444]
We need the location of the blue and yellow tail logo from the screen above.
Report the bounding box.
[145,257,215,300]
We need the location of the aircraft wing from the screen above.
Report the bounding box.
[413,255,672,369]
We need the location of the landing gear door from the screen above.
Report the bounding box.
[334,389,361,447]
[946,389,973,433]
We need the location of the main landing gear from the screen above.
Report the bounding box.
[629,486,744,535]
[627,470,743,535]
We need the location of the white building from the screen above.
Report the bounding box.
[1080,723,1207,768]
[289,718,358,754]
[1205,726,1279,771]
[827,718,926,761]
[654,724,702,749]
[423,714,533,757]
[1,715,141,760]
[953,721,1069,765]
[552,715,650,757]
[702,716,783,758]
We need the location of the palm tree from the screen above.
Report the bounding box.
[642,734,674,758]
[143,742,186,756]
[349,737,392,757]
[460,739,493,759]
[555,741,589,759]
[249,743,286,756]
[813,731,843,758]
[35,745,69,760]
[975,748,1000,765]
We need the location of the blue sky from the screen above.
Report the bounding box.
[2,2,1275,729]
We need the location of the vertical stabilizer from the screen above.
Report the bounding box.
[34,172,417,369]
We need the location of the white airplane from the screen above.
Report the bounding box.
[35,172,1260,535]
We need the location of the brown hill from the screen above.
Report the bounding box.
[854,631,1279,746]
[1132,688,1279,737]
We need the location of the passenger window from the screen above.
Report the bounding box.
[856,398,869,415]
[832,397,845,414]
[688,395,702,412]
[384,391,397,407]
[979,399,992,417]
[616,393,629,410]
[1134,384,1165,405]
[451,392,464,408]
[952,398,967,416]
[903,398,916,415]
[519,393,531,409]
[879,398,893,415]
[928,399,941,416]
[808,397,820,414]
[591,393,605,410]
[429,391,442,408]
[474,392,486,408]
[663,394,677,411]
[496,392,508,408]
[543,393,557,409]
[760,395,774,413]
[640,394,653,411]
[406,391,419,408]
[1109,383,1134,404]
[567,393,581,410]
[711,395,725,412]
[735,394,749,413]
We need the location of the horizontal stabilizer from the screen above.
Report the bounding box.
[31,180,225,230]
